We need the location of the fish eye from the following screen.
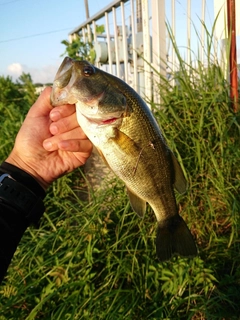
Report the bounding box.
[83,66,94,76]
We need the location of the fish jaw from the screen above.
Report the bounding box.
[50,85,77,105]
[50,57,77,105]
[75,95,125,122]
[76,100,124,145]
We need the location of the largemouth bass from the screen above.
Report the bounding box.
[51,57,197,261]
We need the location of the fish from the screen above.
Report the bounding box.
[51,57,197,261]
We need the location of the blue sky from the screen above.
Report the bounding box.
[0,0,239,83]
[0,0,110,83]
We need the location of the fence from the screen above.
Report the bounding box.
[68,0,238,105]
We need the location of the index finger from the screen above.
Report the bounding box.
[50,104,76,122]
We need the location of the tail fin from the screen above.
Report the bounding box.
[156,215,197,262]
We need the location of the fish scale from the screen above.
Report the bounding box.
[51,57,197,262]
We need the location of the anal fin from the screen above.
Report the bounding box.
[127,187,146,218]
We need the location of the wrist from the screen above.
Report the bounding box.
[5,153,50,191]
[0,162,46,225]
[0,162,46,199]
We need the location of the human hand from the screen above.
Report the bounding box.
[6,87,92,190]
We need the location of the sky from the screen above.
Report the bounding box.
[0,0,239,84]
[0,0,110,83]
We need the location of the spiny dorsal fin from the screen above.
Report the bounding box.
[126,187,146,218]
[170,152,188,194]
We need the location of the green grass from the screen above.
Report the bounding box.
[0,25,240,319]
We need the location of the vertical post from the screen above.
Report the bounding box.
[152,0,166,104]
[227,0,239,112]
[92,21,100,67]
[92,21,97,43]
[82,28,86,43]
[142,0,151,100]
[105,12,113,74]
[121,2,129,83]
[113,7,120,77]
[87,24,92,43]
[84,0,90,19]
[152,0,166,77]
[68,33,74,43]
[136,0,143,32]
[130,0,138,91]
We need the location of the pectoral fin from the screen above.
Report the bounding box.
[111,129,142,157]
[170,152,188,194]
[127,187,146,218]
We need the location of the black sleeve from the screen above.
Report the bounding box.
[0,162,46,284]
[0,202,29,283]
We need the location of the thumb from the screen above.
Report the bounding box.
[28,87,53,118]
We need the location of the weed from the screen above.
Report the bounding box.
[0,21,240,319]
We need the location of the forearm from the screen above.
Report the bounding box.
[0,202,29,283]
[0,162,46,284]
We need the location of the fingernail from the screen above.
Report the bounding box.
[43,140,53,150]
[50,110,61,121]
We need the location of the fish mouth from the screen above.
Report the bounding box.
[101,117,121,125]
[86,114,123,126]
[76,102,123,127]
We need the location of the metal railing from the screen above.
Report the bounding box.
[68,0,234,103]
